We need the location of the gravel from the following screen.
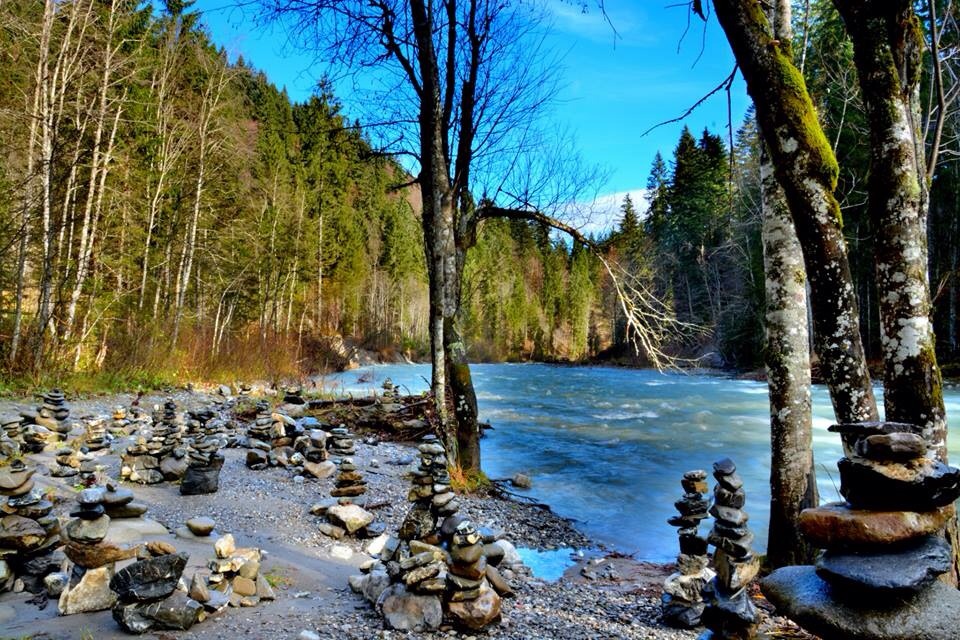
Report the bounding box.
[0,388,812,639]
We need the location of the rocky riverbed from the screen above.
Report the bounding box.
[0,387,812,639]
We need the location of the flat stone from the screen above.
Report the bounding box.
[838,456,960,510]
[66,514,111,544]
[326,504,374,534]
[104,517,168,544]
[64,540,140,569]
[763,564,960,640]
[186,517,216,536]
[817,535,951,595]
[0,466,35,492]
[105,502,148,519]
[709,504,749,527]
[856,432,928,461]
[101,487,134,507]
[798,502,953,548]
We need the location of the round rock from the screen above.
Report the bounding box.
[185,517,216,537]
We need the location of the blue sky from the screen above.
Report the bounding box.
[191,0,750,218]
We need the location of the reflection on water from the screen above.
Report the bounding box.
[320,363,960,563]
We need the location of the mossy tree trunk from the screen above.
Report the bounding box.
[760,0,819,570]
[711,0,878,431]
[831,0,947,461]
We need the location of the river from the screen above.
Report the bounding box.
[319,363,960,563]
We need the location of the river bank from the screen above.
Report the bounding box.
[0,386,818,639]
[0,388,688,639]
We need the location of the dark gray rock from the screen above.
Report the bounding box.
[661,593,704,629]
[180,459,222,495]
[838,457,960,510]
[141,591,203,630]
[110,553,187,602]
[816,535,951,595]
[763,565,960,640]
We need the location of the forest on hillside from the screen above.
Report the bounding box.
[1,0,959,384]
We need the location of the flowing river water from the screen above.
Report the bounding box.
[320,363,960,564]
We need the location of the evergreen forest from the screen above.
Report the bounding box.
[1,0,959,388]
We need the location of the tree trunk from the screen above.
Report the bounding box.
[711,0,879,432]
[10,0,54,365]
[760,0,818,570]
[762,140,818,567]
[832,0,947,460]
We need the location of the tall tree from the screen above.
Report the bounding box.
[759,0,818,569]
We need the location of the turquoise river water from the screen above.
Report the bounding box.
[320,363,960,564]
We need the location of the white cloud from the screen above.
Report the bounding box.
[576,188,648,237]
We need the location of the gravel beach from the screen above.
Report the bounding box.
[0,388,809,640]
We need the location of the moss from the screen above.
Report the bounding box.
[772,49,840,191]
[792,268,806,285]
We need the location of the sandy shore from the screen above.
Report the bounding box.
[0,389,806,639]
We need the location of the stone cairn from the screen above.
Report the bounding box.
[84,417,110,452]
[180,435,224,495]
[245,403,300,469]
[191,533,274,611]
[349,435,511,633]
[120,399,184,484]
[18,389,71,447]
[0,437,62,595]
[297,428,334,480]
[698,458,759,640]
[1,415,24,447]
[662,469,714,628]
[762,421,960,639]
[58,487,141,614]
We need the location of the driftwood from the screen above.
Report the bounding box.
[305,393,436,440]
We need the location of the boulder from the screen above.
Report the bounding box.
[762,565,960,640]
[376,583,443,632]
